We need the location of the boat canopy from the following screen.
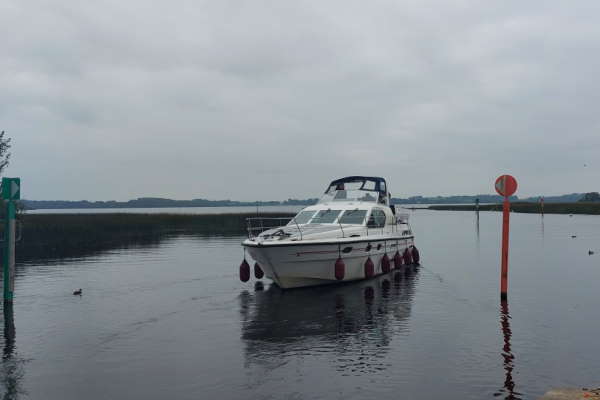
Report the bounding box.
[319,176,389,205]
[327,176,387,193]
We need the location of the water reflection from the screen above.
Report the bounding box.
[2,303,24,400]
[476,212,481,252]
[239,266,420,374]
[17,232,241,265]
[494,301,522,400]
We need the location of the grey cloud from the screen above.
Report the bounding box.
[2,0,599,200]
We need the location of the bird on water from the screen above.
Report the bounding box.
[73,289,82,296]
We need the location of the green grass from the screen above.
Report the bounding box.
[428,202,600,215]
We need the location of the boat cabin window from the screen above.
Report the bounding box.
[361,181,376,190]
[309,209,342,224]
[289,210,316,225]
[367,209,386,228]
[338,209,367,225]
[319,181,381,204]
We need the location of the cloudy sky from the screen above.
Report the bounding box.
[2,0,599,201]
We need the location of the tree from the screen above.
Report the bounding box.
[0,131,11,175]
[579,192,600,202]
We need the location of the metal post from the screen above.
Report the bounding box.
[500,197,510,300]
[2,177,20,304]
[3,200,16,303]
[494,174,517,300]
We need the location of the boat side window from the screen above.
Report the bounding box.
[309,209,342,224]
[338,209,367,225]
[367,209,386,228]
[290,210,316,225]
[361,181,376,190]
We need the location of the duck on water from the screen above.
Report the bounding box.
[239,176,420,289]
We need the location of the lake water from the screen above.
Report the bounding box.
[4,209,600,399]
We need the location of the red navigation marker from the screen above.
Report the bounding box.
[495,175,518,197]
[495,174,517,300]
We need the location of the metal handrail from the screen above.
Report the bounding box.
[246,217,295,239]
[247,213,395,241]
[337,219,345,238]
[291,217,303,240]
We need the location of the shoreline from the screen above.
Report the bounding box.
[428,202,600,215]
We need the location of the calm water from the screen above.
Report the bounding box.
[3,210,600,399]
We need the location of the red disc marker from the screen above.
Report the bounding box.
[495,175,518,197]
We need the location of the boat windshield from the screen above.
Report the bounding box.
[288,210,315,225]
[338,209,367,225]
[319,181,381,204]
[309,209,342,224]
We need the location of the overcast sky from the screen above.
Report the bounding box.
[2,0,599,201]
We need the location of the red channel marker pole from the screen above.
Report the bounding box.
[500,196,510,298]
[494,175,517,300]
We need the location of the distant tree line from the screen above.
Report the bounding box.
[22,197,320,210]
[579,192,600,202]
[21,192,596,210]
[391,193,585,204]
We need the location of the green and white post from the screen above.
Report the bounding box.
[2,177,20,303]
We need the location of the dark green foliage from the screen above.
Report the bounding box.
[392,193,584,204]
[0,130,11,174]
[21,198,319,210]
[21,193,589,210]
[16,212,294,264]
[392,194,515,204]
[579,192,600,202]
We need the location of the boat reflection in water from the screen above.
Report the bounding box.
[239,265,420,374]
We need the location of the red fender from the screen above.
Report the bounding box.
[411,246,420,264]
[254,262,264,279]
[393,251,403,269]
[364,257,375,278]
[239,259,250,282]
[403,248,413,265]
[381,253,391,273]
[335,257,345,280]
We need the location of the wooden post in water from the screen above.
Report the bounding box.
[494,175,517,300]
[2,178,20,304]
[540,196,544,216]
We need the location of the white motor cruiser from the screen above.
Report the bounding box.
[240,176,420,289]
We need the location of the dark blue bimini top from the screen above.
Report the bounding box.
[327,176,387,194]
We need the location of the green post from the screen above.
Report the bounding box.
[2,177,20,303]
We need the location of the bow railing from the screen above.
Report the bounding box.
[246,217,301,239]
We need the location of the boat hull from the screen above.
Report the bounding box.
[244,237,416,289]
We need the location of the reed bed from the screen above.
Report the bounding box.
[15,212,294,263]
